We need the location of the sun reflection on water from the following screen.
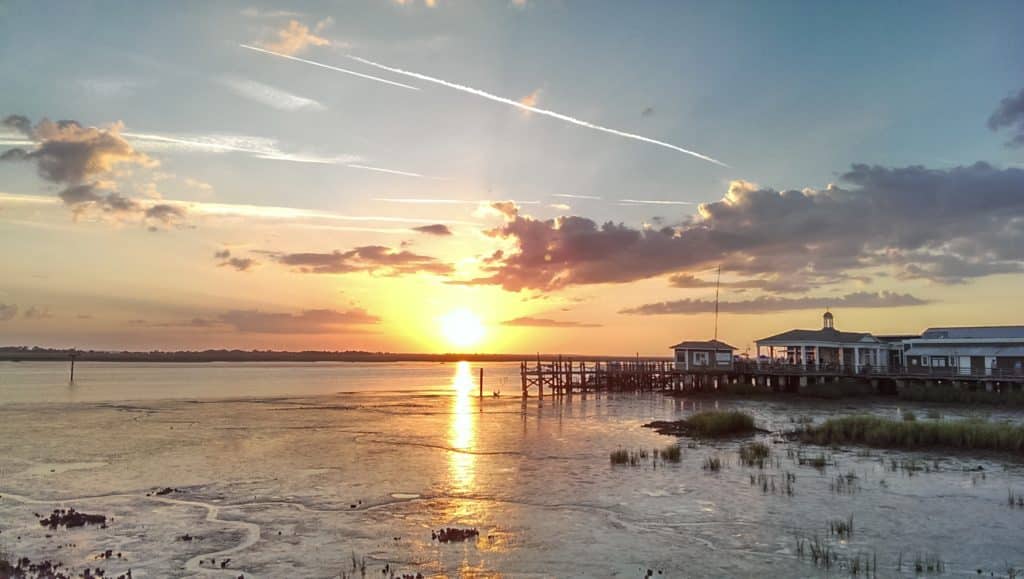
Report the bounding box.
[448,361,477,495]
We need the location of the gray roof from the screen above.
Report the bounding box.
[670,339,737,351]
[921,326,1024,340]
[757,327,877,344]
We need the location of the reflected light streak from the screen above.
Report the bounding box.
[448,361,477,495]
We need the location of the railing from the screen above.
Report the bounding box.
[732,360,1024,380]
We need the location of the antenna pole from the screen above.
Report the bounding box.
[713,265,721,341]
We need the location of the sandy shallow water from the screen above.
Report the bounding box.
[2,361,1024,577]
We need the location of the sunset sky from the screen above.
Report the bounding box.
[2,1,1023,355]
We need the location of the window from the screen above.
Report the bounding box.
[693,352,709,366]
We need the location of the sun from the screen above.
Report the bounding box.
[439,309,485,350]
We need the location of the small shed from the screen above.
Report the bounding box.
[671,340,736,370]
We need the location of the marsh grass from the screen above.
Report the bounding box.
[831,471,859,494]
[902,410,917,422]
[751,471,795,496]
[685,410,757,436]
[828,515,854,539]
[658,444,682,463]
[610,449,635,466]
[703,455,723,472]
[612,446,682,467]
[899,383,1024,406]
[1009,488,1024,508]
[912,552,944,574]
[801,415,1024,452]
[796,451,830,471]
[738,441,771,468]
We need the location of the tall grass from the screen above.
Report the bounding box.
[682,411,756,437]
[899,383,1024,406]
[738,441,770,467]
[800,415,1024,452]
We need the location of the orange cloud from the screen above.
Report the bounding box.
[261,18,332,56]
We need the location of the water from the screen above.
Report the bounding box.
[1,361,1023,577]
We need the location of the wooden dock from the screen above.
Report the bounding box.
[520,358,1024,399]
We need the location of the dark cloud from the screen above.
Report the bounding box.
[214,249,257,272]
[2,114,32,136]
[501,316,601,327]
[272,245,453,276]
[988,88,1024,147]
[667,273,812,294]
[412,223,453,236]
[621,291,927,316]
[0,304,17,321]
[218,308,379,333]
[2,114,185,229]
[1,116,155,184]
[469,162,1024,291]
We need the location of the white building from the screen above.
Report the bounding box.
[903,326,1024,376]
[755,311,889,371]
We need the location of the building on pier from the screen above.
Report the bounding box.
[754,311,889,371]
[903,326,1024,376]
[671,339,736,371]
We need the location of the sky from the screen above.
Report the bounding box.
[1,0,1023,355]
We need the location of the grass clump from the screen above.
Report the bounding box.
[739,441,771,468]
[902,410,917,422]
[658,444,682,463]
[828,515,854,539]
[682,410,756,437]
[610,449,634,466]
[703,455,723,472]
[800,415,1024,453]
[1009,488,1024,508]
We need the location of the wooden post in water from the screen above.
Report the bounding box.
[479,367,484,399]
[69,350,77,384]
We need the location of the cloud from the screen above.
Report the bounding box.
[621,291,928,316]
[2,116,156,184]
[518,88,542,109]
[988,88,1024,147]
[218,308,379,333]
[23,305,53,320]
[241,7,303,18]
[260,18,332,56]
[215,249,257,271]
[413,224,452,236]
[220,77,325,111]
[501,316,601,327]
[0,304,17,321]
[667,273,813,294]
[344,54,728,167]
[2,115,186,229]
[468,162,1024,291]
[270,245,454,276]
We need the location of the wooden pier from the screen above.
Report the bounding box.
[520,358,1024,399]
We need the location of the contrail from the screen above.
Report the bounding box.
[346,54,728,167]
[618,198,695,205]
[239,44,420,91]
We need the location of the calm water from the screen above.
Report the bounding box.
[1,361,1023,577]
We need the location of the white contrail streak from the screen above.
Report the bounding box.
[346,54,728,167]
[239,44,420,91]
[346,164,423,177]
[619,198,695,205]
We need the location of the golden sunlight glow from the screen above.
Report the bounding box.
[439,308,485,350]
[447,361,477,495]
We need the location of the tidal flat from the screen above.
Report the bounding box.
[1,361,1024,577]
